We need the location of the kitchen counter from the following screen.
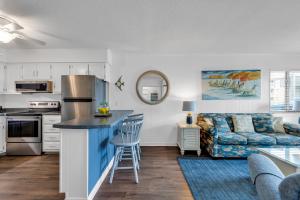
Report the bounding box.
[53,110,133,129]
[55,109,133,200]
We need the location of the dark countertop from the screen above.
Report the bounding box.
[53,110,133,129]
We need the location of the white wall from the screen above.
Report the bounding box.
[5,48,111,63]
[2,94,61,108]
[110,52,300,146]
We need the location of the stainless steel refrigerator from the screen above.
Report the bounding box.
[61,75,108,121]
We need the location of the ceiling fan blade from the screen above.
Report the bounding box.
[13,31,46,46]
[0,16,23,31]
[4,23,23,32]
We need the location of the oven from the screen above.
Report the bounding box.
[6,116,42,155]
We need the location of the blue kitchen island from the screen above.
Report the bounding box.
[54,110,133,200]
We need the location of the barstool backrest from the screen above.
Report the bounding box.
[119,118,143,144]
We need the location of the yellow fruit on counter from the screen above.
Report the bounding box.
[98,107,110,114]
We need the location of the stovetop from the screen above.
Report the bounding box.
[3,101,61,116]
[6,109,60,116]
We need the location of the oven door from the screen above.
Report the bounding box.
[6,116,41,143]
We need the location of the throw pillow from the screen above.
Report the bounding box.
[252,116,274,133]
[212,117,231,133]
[232,115,255,133]
[204,117,214,127]
[272,117,285,134]
[198,117,214,131]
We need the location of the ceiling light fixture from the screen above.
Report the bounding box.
[0,29,17,43]
[0,15,45,45]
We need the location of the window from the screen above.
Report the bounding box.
[270,71,300,112]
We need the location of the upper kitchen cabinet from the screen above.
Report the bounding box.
[88,62,110,82]
[36,63,51,80]
[22,64,37,80]
[22,63,51,80]
[0,64,5,93]
[69,63,89,75]
[5,64,22,93]
[50,63,70,94]
[88,63,105,79]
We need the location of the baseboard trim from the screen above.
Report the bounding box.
[65,198,87,200]
[88,157,114,200]
[140,142,177,146]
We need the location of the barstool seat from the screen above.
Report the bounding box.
[111,134,139,147]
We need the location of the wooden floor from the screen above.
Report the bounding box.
[0,147,194,200]
[0,154,64,200]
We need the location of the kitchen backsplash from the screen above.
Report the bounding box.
[1,94,61,108]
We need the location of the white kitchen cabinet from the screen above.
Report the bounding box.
[51,63,70,94]
[22,63,51,80]
[42,115,61,153]
[88,63,105,79]
[0,64,5,93]
[22,63,37,80]
[5,64,22,93]
[69,63,89,75]
[36,63,51,80]
[0,116,6,153]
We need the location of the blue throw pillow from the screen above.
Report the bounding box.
[252,116,274,133]
[213,117,231,133]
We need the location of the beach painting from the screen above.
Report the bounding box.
[202,69,261,100]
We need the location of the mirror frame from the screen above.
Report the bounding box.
[136,70,170,105]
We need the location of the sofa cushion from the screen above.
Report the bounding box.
[236,132,276,145]
[272,117,285,133]
[265,133,300,145]
[217,133,247,145]
[232,115,255,133]
[252,116,274,133]
[213,117,231,133]
[279,173,300,200]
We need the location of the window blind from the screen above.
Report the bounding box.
[270,71,300,112]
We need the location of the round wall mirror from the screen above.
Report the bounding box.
[136,70,170,105]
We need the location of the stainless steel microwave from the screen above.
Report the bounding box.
[15,81,53,93]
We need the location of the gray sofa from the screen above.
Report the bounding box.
[248,154,300,200]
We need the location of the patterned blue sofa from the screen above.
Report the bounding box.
[197,113,300,158]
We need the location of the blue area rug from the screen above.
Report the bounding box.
[178,158,258,200]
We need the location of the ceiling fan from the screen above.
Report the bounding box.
[0,15,46,45]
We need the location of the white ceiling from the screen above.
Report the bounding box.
[1,0,300,54]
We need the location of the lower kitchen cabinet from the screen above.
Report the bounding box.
[42,115,61,153]
[0,116,6,153]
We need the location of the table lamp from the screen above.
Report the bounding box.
[182,101,196,125]
[294,100,300,124]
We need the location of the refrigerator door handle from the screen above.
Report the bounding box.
[63,98,94,102]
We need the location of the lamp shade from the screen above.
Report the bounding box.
[182,101,196,112]
[295,100,300,111]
